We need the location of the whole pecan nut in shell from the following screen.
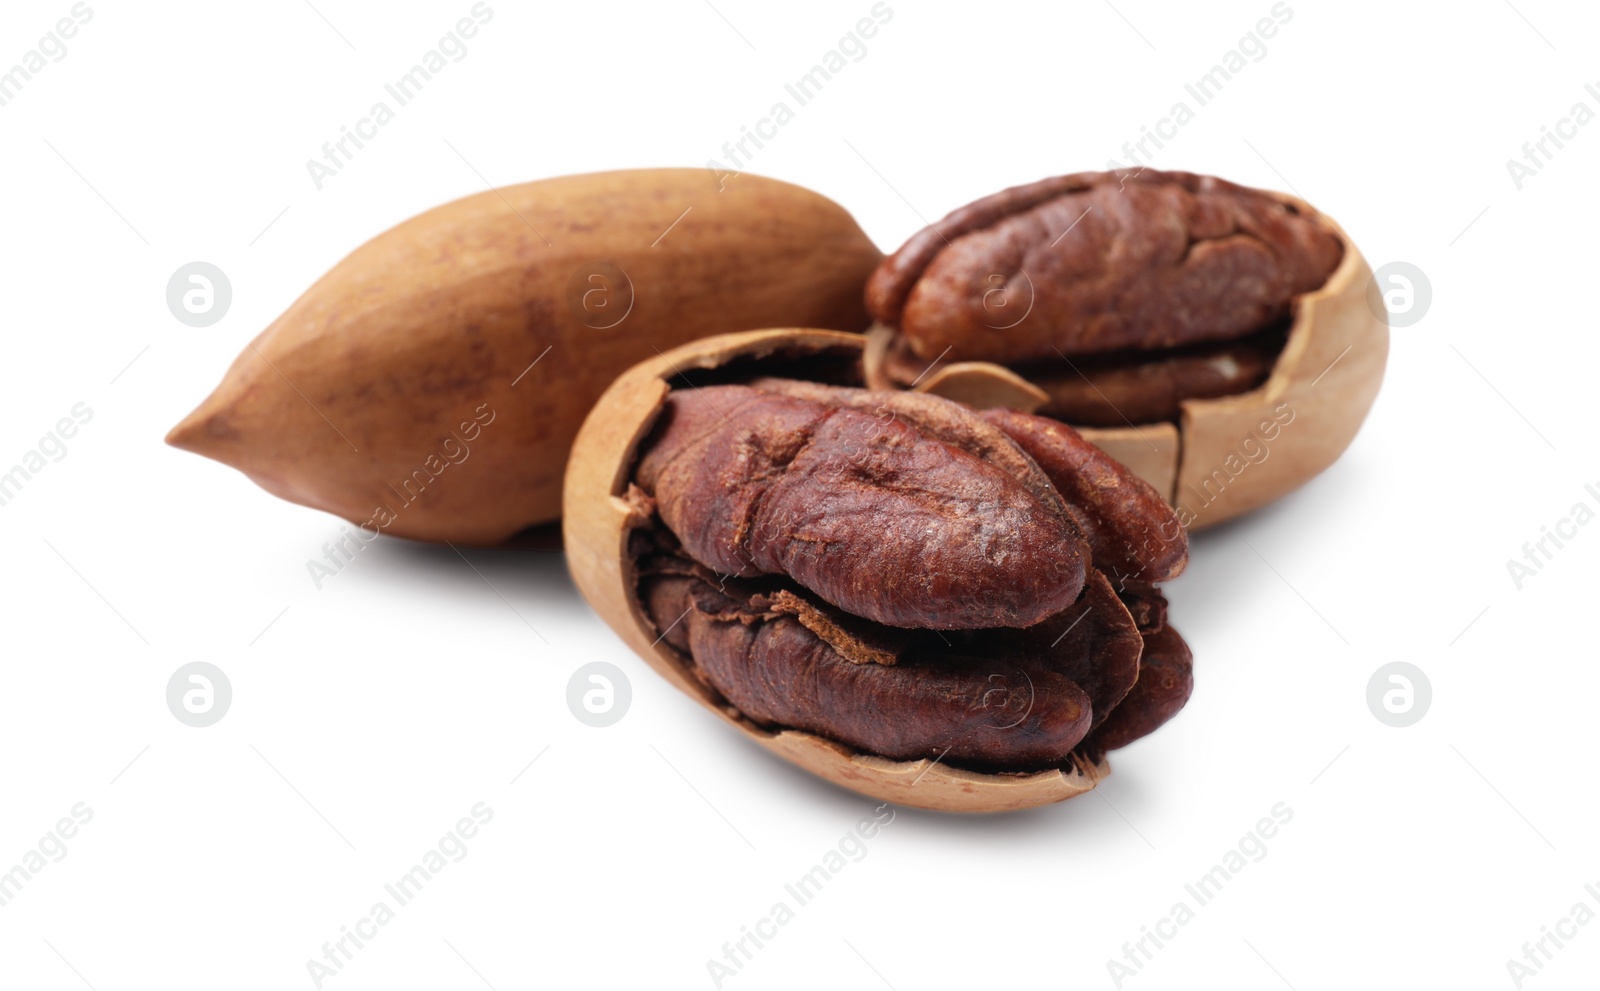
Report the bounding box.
[167,170,883,544]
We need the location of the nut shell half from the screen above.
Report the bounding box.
[563,329,1108,812]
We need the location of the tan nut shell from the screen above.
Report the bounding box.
[872,198,1389,530]
[168,170,883,544]
[563,328,1108,813]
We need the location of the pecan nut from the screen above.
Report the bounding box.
[166,170,882,544]
[863,170,1388,529]
[563,329,1209,810]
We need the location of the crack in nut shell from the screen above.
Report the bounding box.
[865,169,1344,364]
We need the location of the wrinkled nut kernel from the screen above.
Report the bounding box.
[563,329,1193,812]
[634,383,1091,631]
[166,170,883,544]
[867,170,1343,368]
[864,170,1389,529]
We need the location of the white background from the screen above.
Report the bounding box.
[1,0,1597,988]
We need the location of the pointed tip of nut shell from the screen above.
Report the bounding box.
[164,420,198,453]
[165,398,233,458]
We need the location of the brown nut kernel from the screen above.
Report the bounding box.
[166,170,883,544]
[867,170,1343,361]
[564,329,1193,812]
[1084,623,1193,755]
[864,170,1389,530]
[634,383,1090,630]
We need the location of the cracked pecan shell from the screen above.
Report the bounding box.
[564,329,1194,812]
[863,170,1389,530]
